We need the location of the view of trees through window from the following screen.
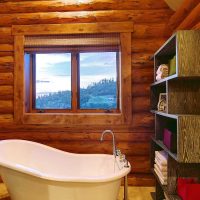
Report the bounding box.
[34,52,118,110]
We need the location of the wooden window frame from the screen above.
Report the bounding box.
[13,22,133,125]
[28,50,120,114]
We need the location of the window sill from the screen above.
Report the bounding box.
[22,112,129,125]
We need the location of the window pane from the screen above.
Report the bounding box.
[35,53,71,109]
[79,52,118,110]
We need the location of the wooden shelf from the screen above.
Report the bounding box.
[151,110,178,119]
[151,74,177,86]
[152,169,181,200]
[152,137,177,161]
[151,30,200,199]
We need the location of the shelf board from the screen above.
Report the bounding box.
[152,168,181,200]
[151,110,178,119]
[152,137,178,161]
[151,74,177,86]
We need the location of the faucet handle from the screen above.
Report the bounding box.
[116,149,121,156]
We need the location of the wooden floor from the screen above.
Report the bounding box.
[0,183,154,200]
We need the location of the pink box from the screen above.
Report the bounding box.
[163,128,177,153]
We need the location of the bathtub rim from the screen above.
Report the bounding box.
[0,139,131,183]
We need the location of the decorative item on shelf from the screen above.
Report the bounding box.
[154,150,168,185]
[157,93,167,112]
[163,128,177,153]
[156,64,169,81]
[177,178,200,200]
[169,55,176,75]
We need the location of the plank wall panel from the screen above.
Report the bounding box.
[0,0,173,186]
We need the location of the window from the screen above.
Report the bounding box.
[13,22,132,125]
[25,34,119,113]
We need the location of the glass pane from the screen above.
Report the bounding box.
[35,53,71,109]
[79,52,118,110]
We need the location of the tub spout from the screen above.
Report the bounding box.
[100,130,117,157]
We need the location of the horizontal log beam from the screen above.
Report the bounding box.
[0,56,14,64]
[133,24,166,39]
[132,53,154,67]
[176,3,200,30]
[0,100,13,113]
[0,86,13,100]
[0,0,170,14]
[193,22,200,29]
[0,73,13,85]
[0,114,13,123]
[132,68,154,83]
[128,173,155,186]
[132,112,154,129]
[132,38,165,53]
[12,22,133,35]
[132,97,150,113]
[0,130,152,142]
[165,0,199,35]
[0,44,13,52]
[0,36,14,44]
[0,64,14,73]
[0,10,173,27]
[0,28,11,36]
[132,83,150,97]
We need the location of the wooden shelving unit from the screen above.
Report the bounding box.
[150,30,200,200]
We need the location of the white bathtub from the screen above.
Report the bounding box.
[0,139,131,200]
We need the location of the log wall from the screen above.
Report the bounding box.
[0,0,173,186]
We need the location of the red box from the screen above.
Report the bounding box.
[177,178,200,200]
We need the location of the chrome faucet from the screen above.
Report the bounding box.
[100,130,117,157]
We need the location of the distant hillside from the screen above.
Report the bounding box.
[36,79,117,109]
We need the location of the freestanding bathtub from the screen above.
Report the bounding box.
[0,140,131,200]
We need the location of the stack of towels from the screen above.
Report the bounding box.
[156,64,169,81]
[154,150,168,185]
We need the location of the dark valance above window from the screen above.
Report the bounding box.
[24,33,120,51]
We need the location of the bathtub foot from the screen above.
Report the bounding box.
[123,175,128,200]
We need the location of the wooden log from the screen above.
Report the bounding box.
[0,0,171,14]
[132,97,150,113]
[0,27,11,36]
[132,38,165,53]
[0,100,13,113]
[165,0,199,35]
[133,23,166,39]
[128,173,155,186]
[0,73,13,85]
[132,53,154,68]
[192,22,200,29]
[0,52,14,57]
[0,36,14,44]
[176,3,200,30]
[132,83,150,97]
[0,56,14,64]
[12,22,133,35]
[132,68,154,83]
[132,112,154,129]
[0,64,14,73]
[0,86,13,100]
[0,130,152,142]
[0,44,13,52]
[127,156,151,173]
[0,114,13,123]
[34,140,150,156]
[1,10,173,27]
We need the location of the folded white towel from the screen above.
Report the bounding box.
[155,151,168,164]
[155,157,167,171]
[154,168,167,185]
[154,164,167,177]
